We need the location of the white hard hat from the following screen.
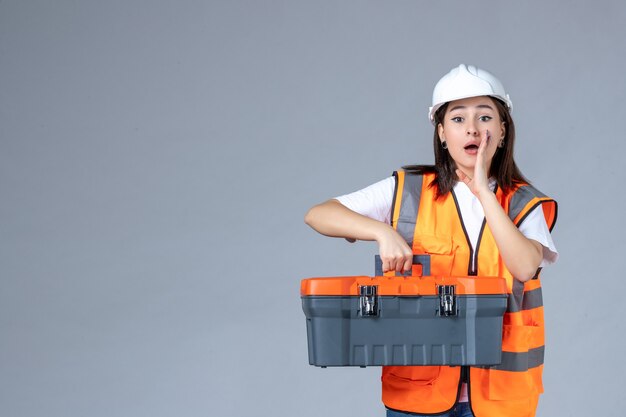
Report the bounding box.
[428,64,512,124]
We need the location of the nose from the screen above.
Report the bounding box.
[466,124,479,136]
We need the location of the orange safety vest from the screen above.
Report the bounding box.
[382,171,558,417]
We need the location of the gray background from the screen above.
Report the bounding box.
[1,1,624,416]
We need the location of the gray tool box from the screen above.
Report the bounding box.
[301,256,508,367]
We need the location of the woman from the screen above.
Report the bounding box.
[305,64,558,417]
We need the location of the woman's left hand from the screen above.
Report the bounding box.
[456,129,492,198]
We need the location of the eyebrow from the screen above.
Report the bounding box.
[449,104,494,112]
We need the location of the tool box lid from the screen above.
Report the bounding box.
[301,275,507,296]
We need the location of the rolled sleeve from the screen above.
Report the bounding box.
[334,177,395,224]
[518,204,559,267]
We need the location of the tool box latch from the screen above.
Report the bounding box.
[438,285,457,317]
[359,285,379,317]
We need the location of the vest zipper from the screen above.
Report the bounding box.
[450,190,485,276]
[451,185,497,276]
[470,221,487,275]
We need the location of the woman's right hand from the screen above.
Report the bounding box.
[376,226,414,273]
[305,199,413,273]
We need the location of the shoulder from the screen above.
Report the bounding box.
[335,177,395,202]
[394,166,436,186]
[510,182,551,200]
[507,182,558,230]
[333,177,395,223]
[399,164,437,177]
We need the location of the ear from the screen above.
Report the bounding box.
[500,121,506,139]
[437,123,445,142]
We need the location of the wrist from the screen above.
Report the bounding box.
[476,187,497,204]
[373,222,394,242]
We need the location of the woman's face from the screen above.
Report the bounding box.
[437,96,506,178]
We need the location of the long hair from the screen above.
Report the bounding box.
[403,98,528,198]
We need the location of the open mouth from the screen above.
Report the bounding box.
[464,144,479,150]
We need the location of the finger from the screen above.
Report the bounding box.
[479,129,492,154]
[403,257,413,273]
[395,258,404,273]
[383,260,391,272]
[478,129,489,153]
[475,134,491,172]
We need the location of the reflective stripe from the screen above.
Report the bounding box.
[508,185,547,225]
[507,287,544,313]
[396,173,423,246]
[490,346,545,372]
[508,279,525,313]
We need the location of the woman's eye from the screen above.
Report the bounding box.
[479,115,493,122]
[451,117,463,123]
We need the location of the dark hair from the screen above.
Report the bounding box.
[403,97,528,198]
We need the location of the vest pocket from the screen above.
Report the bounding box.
[386,365,441,385]
[487,324,544,400]
[414,235,457,276]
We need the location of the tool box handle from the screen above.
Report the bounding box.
[374,255,431,277]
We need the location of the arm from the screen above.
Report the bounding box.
[457,131,542,282]
[304,199,413,273]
